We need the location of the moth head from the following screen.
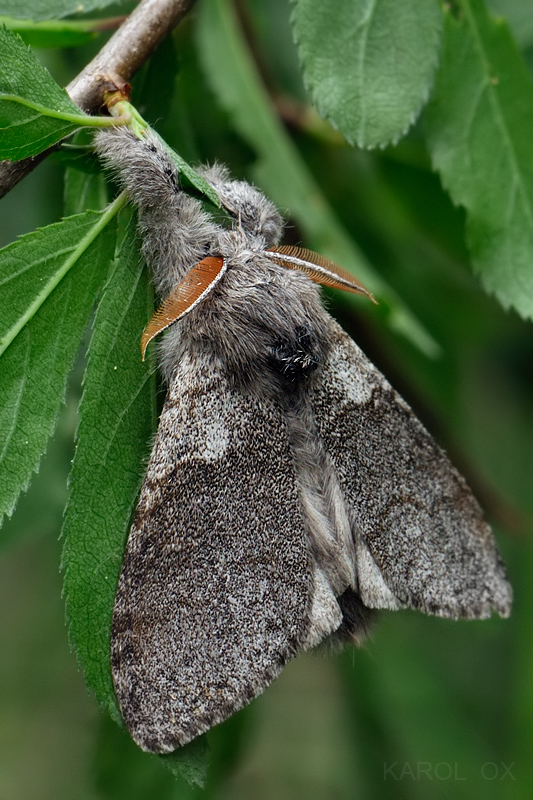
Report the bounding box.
[140,249,376,360]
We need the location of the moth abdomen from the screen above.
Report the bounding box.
[325,588,376,648]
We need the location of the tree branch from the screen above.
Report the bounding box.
[0,0,197,198]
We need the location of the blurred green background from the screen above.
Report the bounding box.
[1,0,532,798]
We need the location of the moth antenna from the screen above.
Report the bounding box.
[141,256,227,359]
[267,246,376,302]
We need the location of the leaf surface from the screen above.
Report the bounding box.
[291,0,441,148]
[0,15,100,47]
[62,216,157,719]
[0,26,106,160]
[425,0,533,318]
[0,208,117,526]
[0,0,124,21]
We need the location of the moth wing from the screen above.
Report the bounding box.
[112,353,342,753]
[312,322,512,620]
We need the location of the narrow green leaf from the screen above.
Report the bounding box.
[0,16,97,47]
[0,207,119,526]
[169,149,222,207]
[196,0,439,355]
[156,131,221,207]
[0,0,124,21]
[425,0,533,319]
[291,0,441,149]
[62,217,210,781]
[62,216,157,719]
[0,395,74,549]
[99,95,221,208]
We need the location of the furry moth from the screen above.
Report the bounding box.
[95,125,512,754]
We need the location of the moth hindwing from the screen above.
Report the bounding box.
[94,124,511,753]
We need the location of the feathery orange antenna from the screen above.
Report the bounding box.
[140,256,227,360]
[267,246,376,303]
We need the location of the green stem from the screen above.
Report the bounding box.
[108,100,148,138]
[0,95,128,127]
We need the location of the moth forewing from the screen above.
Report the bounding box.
[311,323,512,620]
[94,123,512,755]
[111,353,342,753]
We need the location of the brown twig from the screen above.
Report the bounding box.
[0,0,197,198]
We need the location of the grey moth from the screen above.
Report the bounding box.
[95,125,512,754]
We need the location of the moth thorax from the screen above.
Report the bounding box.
[268,325,322,381]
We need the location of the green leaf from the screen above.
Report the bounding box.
[64,165,108,214]
[169,148,222,207]
[291,0,441,149]
[93,714,205,797]
[61,215,157,720]
[161,737,209,788]
[0,16,97,47]
[486,0,533,49]
[157,132,221,208]
[0,206,120,527]
[0,26,114,160]
[425,0,533,319]
[0,25,85,158]
[63,132,108,215]
[196,0,439,356]
[0,395,74,549]
[0,0,124,21]
[62,217,210,780]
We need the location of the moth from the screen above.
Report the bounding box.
[95,125,512,754]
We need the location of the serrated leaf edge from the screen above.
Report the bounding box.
[289,0,442,149]
[0,192,128,358]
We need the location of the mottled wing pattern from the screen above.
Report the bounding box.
[112,353,317,753]
[312,322,512,620]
